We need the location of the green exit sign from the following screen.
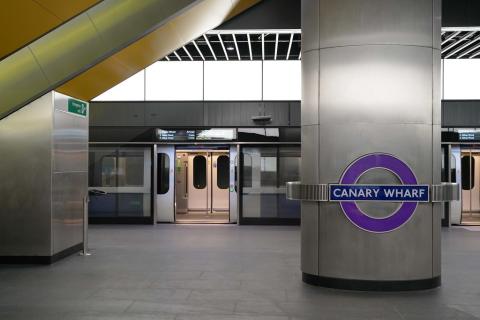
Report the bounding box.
[68,99,87,117]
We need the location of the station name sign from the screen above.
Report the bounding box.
[330,185,429,202]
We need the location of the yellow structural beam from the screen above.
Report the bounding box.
[0,0,101,59]
[57,0,261,101]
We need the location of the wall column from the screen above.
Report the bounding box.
[300,0,442,290]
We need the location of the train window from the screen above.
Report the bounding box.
[157,153,170,194]
[217,155,229,189]
[193,155,207,189]
[461,156,475,190]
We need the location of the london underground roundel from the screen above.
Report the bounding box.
[329,153,429,233]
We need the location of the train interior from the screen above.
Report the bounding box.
[174,149,230,223]
[448,145,480,226]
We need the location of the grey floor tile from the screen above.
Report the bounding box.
[0,225,479,320]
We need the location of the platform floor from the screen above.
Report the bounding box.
[0,225,480,320]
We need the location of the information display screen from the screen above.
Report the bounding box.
[156,129,196,141]
[196,128,236,141]
[459,132,480,141]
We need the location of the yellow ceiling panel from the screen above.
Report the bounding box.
[55,56,135,101]
[0,0,101,59]
[57,0,261,100]
[35,0,100,20]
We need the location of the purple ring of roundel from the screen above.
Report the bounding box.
[339,153,418,233]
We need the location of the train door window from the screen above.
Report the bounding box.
[157,153,170,194]
[193,155,207,189]
[217,155,229,189]
[462,156,475,190]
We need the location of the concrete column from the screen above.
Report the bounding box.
[301,0,441,290]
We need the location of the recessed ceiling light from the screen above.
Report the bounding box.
[227,46,235,51]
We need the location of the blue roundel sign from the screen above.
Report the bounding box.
[329,153,429,233]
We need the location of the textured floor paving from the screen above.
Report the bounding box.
[0,225,479,319]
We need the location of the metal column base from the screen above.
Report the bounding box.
[302,273,441,291]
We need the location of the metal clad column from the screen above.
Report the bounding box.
[301,0,441,290]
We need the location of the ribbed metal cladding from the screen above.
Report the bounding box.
[286,182,329,201]
[431,183,460,202]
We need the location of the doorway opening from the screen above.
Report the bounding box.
[175,150,230,223]
[460,148,480,225]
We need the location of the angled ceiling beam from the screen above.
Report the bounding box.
[274,33,279,60]
[193,40,205,61]
[232,34,241,60]
[204,34,217,61]
[247,34,253,60]
[218,34,229,60]
[183,46,193,61]
[448,36,480,59]
[286,33,294,60]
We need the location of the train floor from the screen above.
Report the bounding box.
[461,212,480,225]
[0,225,480,319]
[175,211,230,224]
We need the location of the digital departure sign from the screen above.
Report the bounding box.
[459,132,480,141]
[196,128,236,141]
[156,129,196,141]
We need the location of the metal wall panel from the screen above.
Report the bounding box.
[318,0,434,49]
[442,100,480,128]
[51,92,88,255]
[52,172,85,255]
[0,93,53,256]
[90,102,146,127]
[145,102,204,127]
[264,102,290,126]
[289,102,301,127]
[204,102,263,126]
[301,0,441,284]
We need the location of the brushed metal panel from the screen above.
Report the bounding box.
[301,0,319,53]
[318,202,433,280]
[264,102,290,126]
[432,202,442,277]
[301,50,319,126]
[53,110,89,173]
[301,201,319,275]
[90,102,145,127]
[301,125,319,185]
[433,50,442,125]
[433,0,442,50]
[52,172,85,254]
[205,102,263,127]
[146,102,204,127]
[29,13,105,84]
[318,0,434,48]
[289,101,301,126]
[317,123,434,185]
[0,47,51,119]
[318,46,434,125]
[0,93,53,256]
[432,125,442,185]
